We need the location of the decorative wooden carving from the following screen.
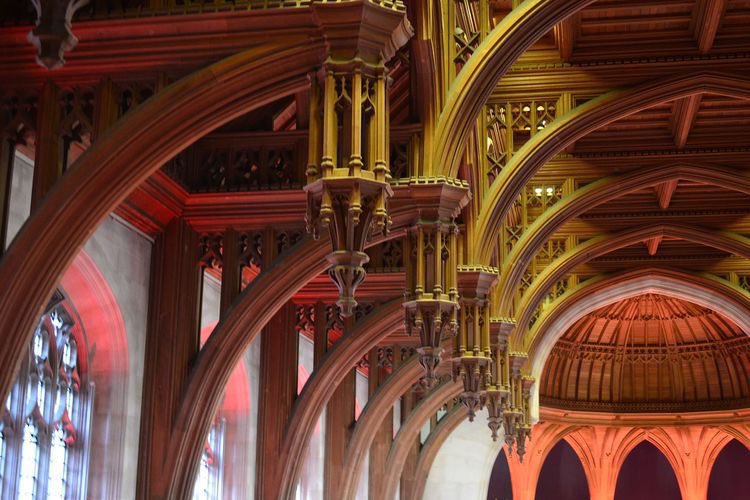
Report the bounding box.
[27,0,89,69]
[304,0,412,316]
[403,179,469,387]
[453,266,498,421]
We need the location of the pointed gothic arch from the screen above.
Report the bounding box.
[0,39,327,417]
[535,439,589,500]
[486,447,513,500]
[708,439,750,500]
[475,72,750,263]
[495,162,750,316]
[614,441,680,500]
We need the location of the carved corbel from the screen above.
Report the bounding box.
[28,0,89,69]
[453,265,498,421]
[402,178,470,387]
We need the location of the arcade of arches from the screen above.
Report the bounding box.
[2,0,750,499]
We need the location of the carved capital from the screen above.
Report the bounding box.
[457,265,499,302]
[312,0,413,64]
[490,317,515,347]
[404,177,471,224]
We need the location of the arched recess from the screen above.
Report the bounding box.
[339,354,422,500]
[422,407,529,500]
[515,223,750,329]
[0,39,327,407]
[486,447,513,500]
[382,380,463,500]
[431,0,596,177]
[534,439,589,500]
[496,163,750,316]
[523,268,750,419]
[708,439,750,500]
[279,299,405,500]
[475,72,750,263]
[163,236,328,498]
[59,251,128,498]
[412,405,466,500]
[614,441,681,500]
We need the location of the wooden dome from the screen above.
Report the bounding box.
[539,294,750,412]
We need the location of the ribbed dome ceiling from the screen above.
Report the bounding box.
[540,294,750,413]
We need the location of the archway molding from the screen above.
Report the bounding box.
[505,423,579,500]
[475,72,750,263]
[515,223,750,329]
[0,39,327,412]
[496,162,750,315]
[612,433,685,500]
[339,354,422,500]
[411,405,466,500]
[163,237,333,498]
[60,250,129,498]
[279,299,405,500]
[431,0,596,177]
[382,380,463,500]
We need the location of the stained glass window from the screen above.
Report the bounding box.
[18,421,40,499]
[0,291,93,498]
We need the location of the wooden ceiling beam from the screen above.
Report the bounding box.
[645,235,663,256]
[691,0,728,54]
[553,14,579,61]
[582,0,694,16]
[670,93,702,148]
[654,179,680,209]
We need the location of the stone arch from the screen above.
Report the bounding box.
[412,405,467,500]
[708,439,750,500]
[382,380,463,500]
[475,72,750,263]
[339,354,422,500]
[523,268,750,420]
[495,163,750,316]
[614,440,681,500]
[59,251,129,498]
[486,446,513,500]
[535,439,589,500]
[280,299,405,500]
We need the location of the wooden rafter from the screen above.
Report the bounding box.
[691,0,728,54]
[273,99,297,131]
[645,235,663,256]
[554,14,579,61]
[654,179,679,210]
[670,93,703,148]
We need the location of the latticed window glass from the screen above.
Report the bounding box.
[18,421,40,499]
[47,427,68,500]
[0,291,93,499]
